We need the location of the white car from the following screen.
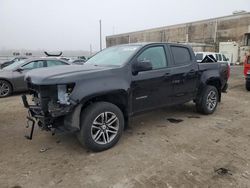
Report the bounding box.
[195,52,230,66]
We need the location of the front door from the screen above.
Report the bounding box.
[131,45,173,113]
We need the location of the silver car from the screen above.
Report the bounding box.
[0,57,70,97]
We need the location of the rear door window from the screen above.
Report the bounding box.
[171,46,191,65]
[218,54,222,61]
[215,54,219,61]
[222,55,227,61]
[46,60,68,67]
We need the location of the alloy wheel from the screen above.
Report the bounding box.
[206,90,217,111]
[91,112,119,145]
[0,81,10,97]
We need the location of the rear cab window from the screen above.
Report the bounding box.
[195,53,203,61]
[170,46,192,65]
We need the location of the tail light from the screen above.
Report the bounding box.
[227,64,230,79]
[244,55,250,77]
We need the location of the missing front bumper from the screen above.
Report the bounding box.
[22,94,54,140]
[21,94,78,140]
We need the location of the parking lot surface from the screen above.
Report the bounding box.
[0,66,249,188]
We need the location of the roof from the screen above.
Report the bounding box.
[113,42,191,47]
[23,57,69,64]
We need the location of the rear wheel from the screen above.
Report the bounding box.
[196,85,219,114]
[77,102,124,152]
[246,81,250,91]
[0,80,12,98]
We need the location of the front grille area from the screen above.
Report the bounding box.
[27,82,58,113]
[25,82,75,131]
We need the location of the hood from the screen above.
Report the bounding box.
[25,64,114,85]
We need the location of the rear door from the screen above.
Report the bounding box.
[131,45,173,113]
[169,45,199,104]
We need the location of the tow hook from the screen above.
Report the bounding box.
[51,128,56,136]
[22,95,29,108]
[25,116,35,140]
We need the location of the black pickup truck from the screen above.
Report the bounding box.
[22,43,229,151]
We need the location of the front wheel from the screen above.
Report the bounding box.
[0,80,12,98]
[77,102,124,152]
[196,85,219,115]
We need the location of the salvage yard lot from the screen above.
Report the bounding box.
[0,66,249,188]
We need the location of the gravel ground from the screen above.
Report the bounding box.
[0,66,249,188]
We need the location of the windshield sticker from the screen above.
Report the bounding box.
[122,47,138,51]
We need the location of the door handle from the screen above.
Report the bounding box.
[187,69,196,76]
[164,72,171,79]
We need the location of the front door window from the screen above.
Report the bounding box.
[137,46,167,69]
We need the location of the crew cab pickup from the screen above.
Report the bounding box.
[22,43,229,151]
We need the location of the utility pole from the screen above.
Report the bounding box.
[99,19,102,51]
[89,44,92,56]
[214,19,218,51]
[214,19,218,43]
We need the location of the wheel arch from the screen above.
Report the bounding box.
[206,78,222,102]
[196,78,222,104]
[65,90,129,130]
[80,90,129,117]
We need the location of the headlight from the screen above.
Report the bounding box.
[57,84,75,105]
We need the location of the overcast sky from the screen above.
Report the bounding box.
[0,0,249,51]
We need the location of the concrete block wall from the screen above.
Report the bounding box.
[106,13,250,52]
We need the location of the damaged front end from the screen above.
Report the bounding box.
[22,82,78,140]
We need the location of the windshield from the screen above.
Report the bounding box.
[3,60,26,70]
[85,45,140,66]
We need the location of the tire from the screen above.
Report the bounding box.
[77,102,124,152]
[0,80,12,98]
[246,81,250,91]
[196,85,219,115]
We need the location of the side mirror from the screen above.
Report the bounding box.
[133,59,152,75]
[15,68,23,72]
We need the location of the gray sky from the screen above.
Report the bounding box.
[0,0,249,51]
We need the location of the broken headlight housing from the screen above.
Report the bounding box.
[57,83,75,105]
